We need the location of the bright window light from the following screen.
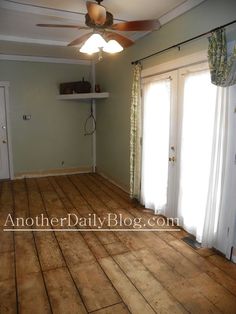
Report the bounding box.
[178,70,217,241]
[141,79,171,214]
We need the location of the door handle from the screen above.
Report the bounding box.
[2,140,7,144]
[169,156,176,162]
[2,126,6,129]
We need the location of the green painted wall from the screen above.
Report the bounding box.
[96,0,236,190]
[0,61,93,174]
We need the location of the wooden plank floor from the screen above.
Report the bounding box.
[1,173,236,313]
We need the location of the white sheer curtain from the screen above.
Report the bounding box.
[141,78,171,214]
[201,87,228,247]
[177,70,217,240]
[178,70,228,245]
[208,84,236,260]
[141,67,230,248]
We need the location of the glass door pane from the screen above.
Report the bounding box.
[177,69,217,241]
[141,77,172,214]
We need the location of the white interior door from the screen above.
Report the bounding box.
[0,86,10,179]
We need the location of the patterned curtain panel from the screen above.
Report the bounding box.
[208,29,236,87]
[130,63,142,199]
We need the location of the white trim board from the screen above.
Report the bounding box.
[1,0,205,26]
[159,0,205,25]
[232,247,236,263]
[92,61,96,173]
[0,54,90,65]
[14,166,93,179]
[130,0,206,41]
[0,81,9,87]
[57,92,109,100]
[141,50,207,78]
[0,0,85,22]
[0,35,68,47]
[0,81,14,179]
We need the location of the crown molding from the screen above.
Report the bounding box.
[0,54,90,65]
[128,0,206,42]
[159,0,205,25]
[0,0,85,21]
[0,35,69,46]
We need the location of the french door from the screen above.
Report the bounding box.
[141,62,221,242]
[141,71,178,219]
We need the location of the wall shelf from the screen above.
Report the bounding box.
[57,92,109,100]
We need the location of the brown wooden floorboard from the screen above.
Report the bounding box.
[0,174,236,313]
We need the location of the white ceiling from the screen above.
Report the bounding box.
[0,0,205,61]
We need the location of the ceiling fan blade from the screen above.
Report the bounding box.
[36,24,89,29]
[86,1,106,25]
[111,19,161,31]
[67,32,93,47]
[105,32,134,48]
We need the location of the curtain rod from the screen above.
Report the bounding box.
[131,19,236,65]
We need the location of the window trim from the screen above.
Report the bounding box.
[141,50,207,79]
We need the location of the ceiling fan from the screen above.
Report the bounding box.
[36,0,161,51]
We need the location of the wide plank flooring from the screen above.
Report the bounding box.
[0,173,236,313]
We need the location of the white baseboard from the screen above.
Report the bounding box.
[14,166,93,179]
[96,170,129,194]
[231,247,236,263]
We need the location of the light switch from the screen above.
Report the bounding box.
[23,115,31,120]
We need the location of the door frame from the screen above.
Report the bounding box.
[141,50,207,78]
[141,53,236,257]
[0,81,14,179]
[140,56,209,218]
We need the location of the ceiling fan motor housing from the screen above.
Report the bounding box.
[85,12,113,28]
[36,0,160,48]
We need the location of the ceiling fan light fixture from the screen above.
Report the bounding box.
[79,42,99,54]
[103,39,123,53]
[37,1,161,53]
[79,33,107,54]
